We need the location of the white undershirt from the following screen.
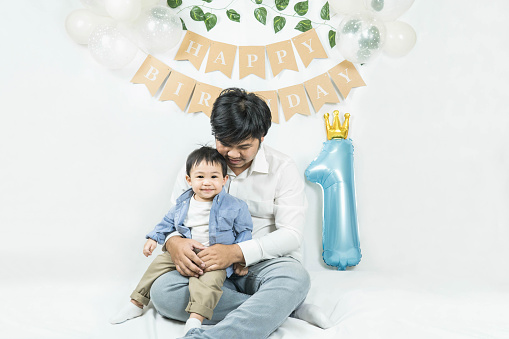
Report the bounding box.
[184,196,212,247]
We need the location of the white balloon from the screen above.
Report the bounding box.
[329,0,367,15]
[336,13,386,64]
[141,0,159,8]
[88,25,139,69]
[365,0,414,21]
[135,6,183,54]
[80,0,108,16]
[383,21,416,57]
[65,9,113,45]
[104,0,141,21]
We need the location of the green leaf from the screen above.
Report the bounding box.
[295,19,312,32]
[273,16,286,33]
[255,0,263,3]
[190,6,205,21]
[167,0,182,8]
[275,0,289,11]
[226,9,240,22]
[204,12,217,31]
[202,0,213,2]
[320,2,330,20]
[254,7,267,25]
[328,30,336,48]
[294,1,308,16]
[180,18,187,30]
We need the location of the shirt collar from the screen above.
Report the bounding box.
[227,143,269,178]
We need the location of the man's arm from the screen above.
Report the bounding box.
[237,161,307,266]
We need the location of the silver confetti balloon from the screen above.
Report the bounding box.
[336,12,386,64]
[135,6,183,54]
[88,25,139,69]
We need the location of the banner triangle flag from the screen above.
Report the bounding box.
[131,55,171,96]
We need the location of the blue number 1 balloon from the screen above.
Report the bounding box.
[305,111,361,270]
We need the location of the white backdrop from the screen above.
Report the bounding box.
[1,0,508,318]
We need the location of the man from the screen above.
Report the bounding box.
[150,88,332,338]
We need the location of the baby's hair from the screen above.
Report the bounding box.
[186,146,227,177]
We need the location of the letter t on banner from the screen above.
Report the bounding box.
[328,60,366,99]
[131,55,171,96]
[254,90,279,123]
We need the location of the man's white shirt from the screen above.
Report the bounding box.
[168,144,307,267]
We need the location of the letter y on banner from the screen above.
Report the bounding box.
[328,60,366,99]
[131,55,171,96]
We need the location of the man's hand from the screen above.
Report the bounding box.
[233,263,249,276]
[197,244,244,272]
[166,236,206,278]
[143,239,157,257]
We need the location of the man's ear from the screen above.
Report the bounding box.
[186,175,192,186]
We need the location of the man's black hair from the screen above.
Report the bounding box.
[186,146,228,177]
[210,88,272,145]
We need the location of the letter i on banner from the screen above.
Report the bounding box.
[159,70,197,111]
[254,90,279,123]
[304,73,340,111]
[205,41,237,78]
[188,82,222,117]
[328,60,366,99]
[278,84,310,121]
[239,46,266,79]
[131,55,171,96]
[292,28,328,68]
[266,40,298,77]
[175,31,211,70]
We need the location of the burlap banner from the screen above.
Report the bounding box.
[175,29,327,79]
[131,56,365,124]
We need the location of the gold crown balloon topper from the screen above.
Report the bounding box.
[325,110,350,140]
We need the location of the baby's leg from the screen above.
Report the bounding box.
[110,252,177,324]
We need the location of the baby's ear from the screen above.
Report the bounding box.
[223,174,229,184]
[186,175,192,185]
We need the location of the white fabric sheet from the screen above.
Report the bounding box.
[3,272,508,339]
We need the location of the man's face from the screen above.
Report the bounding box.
[215,137,263,175]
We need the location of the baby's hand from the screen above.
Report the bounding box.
[233,263,249,276]
[143,239,157,257]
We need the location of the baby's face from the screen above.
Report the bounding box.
[186,161,227,202]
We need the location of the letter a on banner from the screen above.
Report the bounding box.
[205,41,237,78]
[239,46,266,79]
[292,28,328,68]
[175,31,211,70]
[328,60,366,99]
[188,82,222,117]
[159,70,197,111]
[266,40,298,77]
[131,55,171,96]
[304,73,340,111]
[254,90,279,123]
[278,84,310,121]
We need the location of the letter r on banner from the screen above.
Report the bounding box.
[188,82,222,117]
